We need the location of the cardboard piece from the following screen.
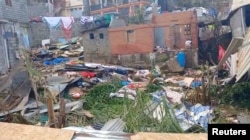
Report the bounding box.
[0,122,74,140]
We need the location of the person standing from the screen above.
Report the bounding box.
[185,39,192,49]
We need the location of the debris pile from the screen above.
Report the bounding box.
[0,38,217,135]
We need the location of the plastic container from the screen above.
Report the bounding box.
[177,52,186,67]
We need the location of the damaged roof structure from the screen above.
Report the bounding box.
[217,0,250,83]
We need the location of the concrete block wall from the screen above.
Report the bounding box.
[30,22,83,47]
[7,38,18,68]
[83,28,111,63]
[30,23,50,47]
[27,2,50,18]
[0,2,3,19]
[0,0,29,23]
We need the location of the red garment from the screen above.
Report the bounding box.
[218,45,225,61]
[62,27,72,40]
[128,83,142,90]
[80,72,96,78]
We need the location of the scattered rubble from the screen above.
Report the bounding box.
[2,0,250,139]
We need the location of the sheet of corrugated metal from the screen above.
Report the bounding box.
[231,0,250,12]
[236,28,250,81]
[63,127,131,140]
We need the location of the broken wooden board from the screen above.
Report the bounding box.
[130,133,207,140]
[0,122,74,140]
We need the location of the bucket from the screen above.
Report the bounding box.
[177,52,186,67]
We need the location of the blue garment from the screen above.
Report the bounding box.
[115,68,128,75]
[209,7,218,18]
[191,80,202,88]
[104,68,115,73]
[44,57,69,66]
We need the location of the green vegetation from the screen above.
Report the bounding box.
[82,78,183,133]
[214,83,250,108]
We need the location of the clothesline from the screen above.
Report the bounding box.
[42,16,94,29]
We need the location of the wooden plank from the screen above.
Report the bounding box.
[131,133,207,140]
[0,122,74,140]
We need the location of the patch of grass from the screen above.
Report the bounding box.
[144,83,163,93]
[82,79,184,133]
[124,91,183,133]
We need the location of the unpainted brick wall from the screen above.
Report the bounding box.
[109,24,154,55]
[152,11,198,49]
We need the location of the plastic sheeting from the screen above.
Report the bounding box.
[149,90,213,132]
[175,103,213,131]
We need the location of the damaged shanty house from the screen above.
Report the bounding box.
[0,0,31,76]
[216,0,250,83]
[0,0,55,76]
[197,5,232,66]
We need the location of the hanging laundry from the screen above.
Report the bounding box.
[43,17,62,29]
[80,16,94,25]
[61,16,75,29]
[61,17,75,40]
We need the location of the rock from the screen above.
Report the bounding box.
[165,57,184,72]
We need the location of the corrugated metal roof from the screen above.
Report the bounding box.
[236,28,250,81]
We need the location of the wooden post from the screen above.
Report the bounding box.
[58,97,66,128]
[46,90,56,128]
